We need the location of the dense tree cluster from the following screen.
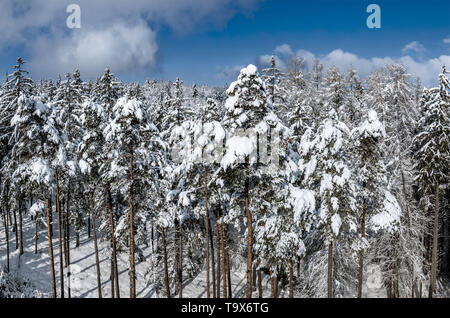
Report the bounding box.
[0,57,449,298]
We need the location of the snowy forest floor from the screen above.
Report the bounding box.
[0,212,401,298]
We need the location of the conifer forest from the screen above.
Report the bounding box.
[0,56,449,299]
[1,0,450,304]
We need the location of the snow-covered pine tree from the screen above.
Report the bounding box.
[10,94,62,297]
[299,109,357,298]
[413,66,450,297]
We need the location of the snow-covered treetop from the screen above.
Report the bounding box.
[352,109,386,140]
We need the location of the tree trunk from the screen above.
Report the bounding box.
[46,197,57,298]
[107,187,120,298]
[55,171,64,298]
[358,201,367,298]
[430,183,440,297]
[204,166,211,298]
[270,268,275,298]
[178,222,183,298]
[89,191,103,298]
[18,201,24,256]
[220,223,227,298]
[257,261,262,298]
[87,208,91,239]
[13,207,18,250]
[161,226,171,298]
[66,193,71,299]
[289,260,294,298]
[245,177,253,298]
[2,209,9,272]
[327,241,333,298]
[129,145,136,299]
[34,218,38,254]
[224,226,232,298]
[209,216,216,298]
[216,210,221,298]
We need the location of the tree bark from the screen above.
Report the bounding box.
[328,241,333,298]
[209,216,216,298]
[18,200,24,256]
[2,209,9,272]
[161,226,171,298]
[129,145,136,299]
[257,260,262,298]
[224,226,232,298]
[216,209,221,298]
[66,192,71,299]
[358,201,367,298]
[245,177,253,298]
[107,187,120,298]
[220,222,227,298]
[204,166,211,298]
[13,207,18,250]
[34,218,38,254]
[55,171,64,298]
[90,191,103,298]
[289,261,294,298]
[46,197,57,298]
[430,183,440,297]
[178,222,183,298]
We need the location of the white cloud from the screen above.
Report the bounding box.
[401,41,426,55]
[216,65,245,81]
[0,0,263,78]
[444,37,450,44]
[250,46,450,86]
[29,20,158,78]
[275,44,294,57]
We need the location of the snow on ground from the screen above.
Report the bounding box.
[0,212,388,298]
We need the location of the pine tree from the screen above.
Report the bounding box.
[413,66,450,297]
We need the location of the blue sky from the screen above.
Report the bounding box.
[0,0,449,86]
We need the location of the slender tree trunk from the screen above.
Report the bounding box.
[46,197,57,298]
[328,241,333,298]
[178,222,183,298]
[109,258,115,298]
[3,210,9,272]
[270,268,275,298]
[107,187,120,298]
[76,231,80,247]
[224,226,232,298]
[358,201,367,298]
[430,183,440,297]
[13,207,18,250]
[66,192,71,299]
[257,260,262,298]
[87,207,91,239]
[220,223,227,298]
[34,218,38,254]
[62,202,68,267]
[161,226,171,298]
[204,166,211,298]
[129,145,136,299]
[18,201,23,256]
[55,171,64,298]
[289,260,294,298]
[90,191,103,298]
[216,210,221,298]
[209,217,216,298]
[245,177,253,298]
